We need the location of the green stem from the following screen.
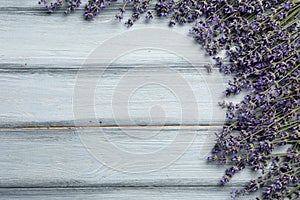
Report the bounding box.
[280,4,300,25]
[240,107,300,143]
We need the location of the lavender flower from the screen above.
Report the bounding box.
[38,0,47,4]
[39,0,64,13]
[84,0,107,20]
[145,10,153,20]
[65,0,82,14]
[117,0,152,27]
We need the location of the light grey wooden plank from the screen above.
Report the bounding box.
[0,68,234,126]
[0,11,198,68]
[0,128,257,188]
[0,187,257,200]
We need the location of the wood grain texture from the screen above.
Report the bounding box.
[0,128,257,188]
[0,187,256,200]
[0,9,195,68]
[0,68,234,127]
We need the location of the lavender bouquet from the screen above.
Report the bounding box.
[38,0,300,199]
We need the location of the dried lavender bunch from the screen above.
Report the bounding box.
[38,0,152,24]
[189,1,300,199]
[150,1,299,198]
[155,0,203,26]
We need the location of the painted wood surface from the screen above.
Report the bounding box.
[0,128,257,199]
[0,128,257,187]
[0,1,255,199]
[0,6,193,68]
[0,68,233,127]
[0,187,255,200]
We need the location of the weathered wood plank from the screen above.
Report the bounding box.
[0,68,235,127]
[0,11,198,68]
[0,128,257,188]
[0,187,257,200]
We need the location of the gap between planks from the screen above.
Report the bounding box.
[0,185,238,189]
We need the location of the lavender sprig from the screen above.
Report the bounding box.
[84,0,107,20]
[115,0,152,27]
[38,0,65,13]
[65,0,82,14]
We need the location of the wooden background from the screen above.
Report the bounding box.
[0,1,257,199]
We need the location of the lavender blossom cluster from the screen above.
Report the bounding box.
[38,0,151,24]
[38,0,82,13]
[38,0,299,199]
